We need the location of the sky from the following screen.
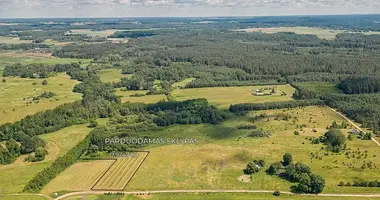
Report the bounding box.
[0,0,379,18]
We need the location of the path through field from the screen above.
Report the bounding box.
[54,189,380,200]
[328,107,380,146]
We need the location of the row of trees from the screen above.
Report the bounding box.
[229,99,325,112]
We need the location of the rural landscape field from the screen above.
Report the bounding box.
[1,14,380,200]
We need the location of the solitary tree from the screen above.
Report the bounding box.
[2,79,6,83]
[41,80,48,85]
[283,153,293,166]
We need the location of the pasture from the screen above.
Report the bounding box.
[93,152,149,190]
[41,160,115,195]
[127,106,380,193]
[170,85,295,109]
[0,124,94,194]
[234,27,380,40]
[99,69,129,83]
[0,73,81,124]
[0,36,33,44]
[67,29,125,37]
[115,89,167,104]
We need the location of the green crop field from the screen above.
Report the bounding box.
[93,152,149,190]
[0,124,94,194]
[0,73,81,124]
[126,106,380,194]
[170,85,295,109]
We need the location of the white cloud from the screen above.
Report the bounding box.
[0,0,379,17]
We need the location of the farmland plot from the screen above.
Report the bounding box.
[92,152,149,190]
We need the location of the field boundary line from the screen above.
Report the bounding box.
[53,189,380,200]
[122,151,150,190]
[328,107,380,147]
[90,150,150,191]
[90,158,118,190]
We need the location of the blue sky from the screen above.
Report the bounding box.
[0,0,379,18]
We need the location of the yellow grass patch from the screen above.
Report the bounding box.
[93,152,149,190]
[41,160,115,194]
[234,27,380,40]
[0,36,33,44]
[99,69,129,83]
[0,73,81,124]
[115,89,167,104]
[170,85,295,109]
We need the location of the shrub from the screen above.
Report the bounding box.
[273,190,281,196]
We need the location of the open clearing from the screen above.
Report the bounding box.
[0,195,48,200]
[99,69,130,83]
[93,152,149,190]
[0,53,92,73]
[234,27,380,40]
[116,89,167,104]
[67,29,126,37]
[170,85,295,109]
[0,36,33,44]
[41,160,115,195]
[127,106,380,194]
[0,73,81,124]
[0,124,94,194]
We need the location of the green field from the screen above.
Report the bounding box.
[172,78,196,88]
[0,52,92,73]
[234,27,380,40]
[0,36,33,44]
[60,193,380,200]
[0,124,94,194]
[125,106,380,194]
[67,29,125,37]
[0,195,49,200]
[170,85,295,109]
[0,73,81,124]
[115,89,167,104]
[99,69,129,83]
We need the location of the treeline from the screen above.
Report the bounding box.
[322,93,380,131]
[149,99,224,125]
[229,99,325,112]
[108,31,158,38]
[23,130,92,192]
[185,80,284,88]
[52,43,120,59]
[3,63,81,78]
[338,76,380,94]
[0,43,50,50]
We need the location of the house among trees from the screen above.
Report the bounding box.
[348,129,360,135]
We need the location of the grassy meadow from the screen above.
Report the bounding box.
[0,36,33,44]
[60,193,380,200]
[0,124,94,194]
[234,27,380,40]
[99,69,130,83]
[0,195,49,200]
[67,29,125,37]
[170,85,295,109]
[0,73,81,124]
[124,106,380,194]
[115,89,167,104]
